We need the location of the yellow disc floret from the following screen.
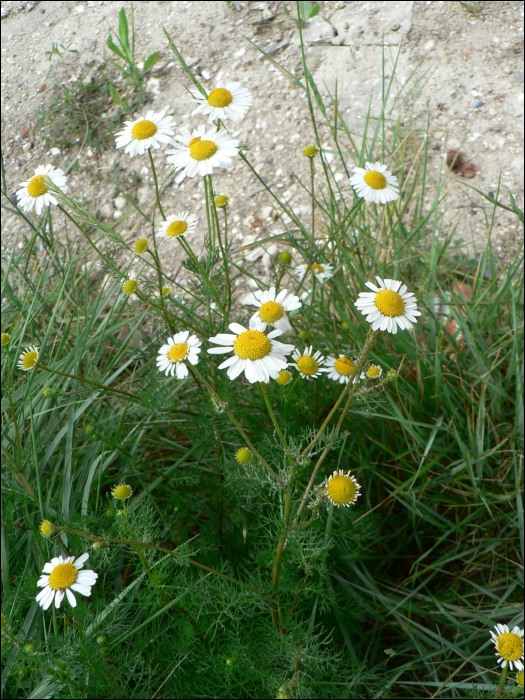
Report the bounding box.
[366,366,381,378]
[161,286,171,296]
[497,632,524,662]
[190,139,218,161]
[48,562,78,590]
[259,301,284,324]
[517,670,524,687]
[112,484,133,500]
[363,170,387,190]
[27,175,47,198]
[327,473,357,506]
[135,238,148,254]
[123,279,139,294]
[310,263,324,275]
[297,356,318,376]
[276,370,292,385]
[374,289,404,317]
[1,333,11,346]
[233,330,271,360]
[168,343,188,362]
[236,447,253,464]
[334,356,355,376]
[22,350,38,369]
[131,119,158,140]
[208,87,233,108]
[215,195,229,208]
[303,146,319,158]
[39,520,54,538]
[167,221,188,237]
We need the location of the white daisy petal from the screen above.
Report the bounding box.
[354,276,419,334]
[166,124,239,178]
[156,211,198,241]
[115,109,176,157]
[156,333,201,378]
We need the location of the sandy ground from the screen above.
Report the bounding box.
[1,1,523,288]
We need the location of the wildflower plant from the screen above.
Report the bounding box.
[1,5,523,700]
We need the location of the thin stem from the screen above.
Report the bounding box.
[493,663,508,698]
[148,149,166,220]
[258,382,288,452]
[149,248,174,332]
[72,608,109,688]
[38,364,142,402]
[208,177,232,319]
[6,353,21,464]
[310,156,315,257]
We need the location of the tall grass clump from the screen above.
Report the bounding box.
[1,5,523,698]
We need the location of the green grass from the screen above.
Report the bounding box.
[1,9,523,699]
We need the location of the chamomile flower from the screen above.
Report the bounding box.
[490,624,524,671]
[208,319,294,384]
[36,553,98,610]
[135,238,148,254]
[323,469,361,508]
[276,370,293,385]
[236,447,252,464]
[16,165,68,215]
[517,670,524,687]
[292,346,325,380]
[166,124,239,179]
[1,333,12,346]
[111,484,132,500]
[157,211,198,240]
[295,262,334,284]
[215,193,230,208]
[350,161,399,205]
[245,287,301,333]
[190,81,252,122]
[354,277,420,334]
[17,346,39,371]
[115,109,175,157]
[361,364,383,380]
[123,278,139,295]
[39,520,54,538]
[157,330,202,379]
[325,355,358,384]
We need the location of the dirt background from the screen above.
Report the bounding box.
[1,0,524,290]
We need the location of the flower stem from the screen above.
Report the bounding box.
[72,608,108,688]
[148,149,166,221]
[310,156,315,257]
[258,382,288,452]
[493,664,508,698]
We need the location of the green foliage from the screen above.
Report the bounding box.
[1,5,523,699]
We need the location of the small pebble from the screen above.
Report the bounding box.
[473,100,484,108]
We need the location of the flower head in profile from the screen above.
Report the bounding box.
[215,193,230,208]
[18,346,39,371]
[295,262,334,284]
[123,278,139,295]
[36,553,98,610]
[157,211,198,241]
[490,624,524,671]
[244,287,301,333]
[17,165,68,215]
[325,355,358,384]
[190,81,252,122]
[292,346,325,380]
[354,277,420,334]
[166,124,239,178]
[276,370,292,385]
[111,484,133,500]
[208,319,294,384]
[350,161,399,205]
[1,332,11,346]
[135,238,148,254]
[157,330,202,379]
[115,109,175,157]
[323,469,361,508]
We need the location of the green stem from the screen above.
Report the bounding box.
[6,353,21,464]
[51,606,59,637]
[177,235,227,318]
[148,149,166,220]
[72,608,108,688]
[493,664,508,699]
[28,378,45,519]
[258,382,288,453]
[149,248,174,332]
[310,156,315,257]
[208,177,232,320]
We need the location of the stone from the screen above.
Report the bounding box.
[302,16,334,45]
[330,1,413,45]
[261,205,273,219]
[98,203,112,219]
[137,186,152,206]
[113,195,126,210]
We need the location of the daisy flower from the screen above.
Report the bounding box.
[115,109,175,157]
[215,193,230,208]
[350,161,399,204]
[17,346,39,371]
[236,447,253,464]
[295,262,334,284]
[276,369,293,385]
[156,211,198,240]
[490,624,524,671]
[123,279,139,295]
[16,165,68,215]
[292,346,325,380]
[325,355,358,384]
[39,520,54,538]
[323,469,361,508]
[244,287,301,333]
[135,238,148,254]
[208,319,295,384]
[1,332,11,346]
[36,553,98,610]
[111,484,132,500]
[166,124,239,179]
[156,330,202,379]
[354,277,420,334]
[190,81,252,122]
[361,364,383,380]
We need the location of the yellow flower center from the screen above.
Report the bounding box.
[375,289,405,317]
[303,145,318,158]
[364,170,387,189]
[208,87,233,108]
[497,632,524,662]
[310,263,324,275]
[161,286,171,296]
[123,280,138,294]
[327,474,356,505]
[167,220,188,237]
[1,333,11,346]
[39,520,54,538]
[236,447,252,464]
[168,343,188,362]
[131,119,158,140]
[190,139,218,161]
[259,301,284,323]
[135,238,148,254]
[27,175,47,198]
[215,195,229,207]
[334,356,355,376]
[48,562,78,590]
[112,484,132,499]
[297,356,318,376]
[22,350,38,369]
[517,670,524,687]
[367,366,381,378]
[276,370,292,385]
[233,329,271,360]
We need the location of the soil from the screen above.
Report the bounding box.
[1,0,523,289]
